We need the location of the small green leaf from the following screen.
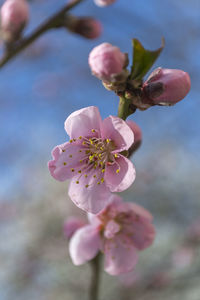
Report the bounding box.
[130,38,164,81]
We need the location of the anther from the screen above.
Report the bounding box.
[71,168,75,172]
[79,136,82,139]
[116,169,120,174]
[91,129,96,133]
[62,149,65,152]
[78,170,82,173]
[69,139,73,143]
[84,174,88,178]
[79,160,83,163]
[63,162,67,166]
[85,184,89,188]
[76,181,79,184]
[69,154,73,158]
[101,169,105,173]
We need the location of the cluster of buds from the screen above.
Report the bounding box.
[89,42,191,110]
[0,0,29,44]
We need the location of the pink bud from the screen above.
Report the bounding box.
[94,0,116,7]
[88,42,126,82]
[67,16,102,40]
[142,68,191,106]
[0,0,29,42]
[63,217,85,240]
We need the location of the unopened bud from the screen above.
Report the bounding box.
[142,68,191,106]
[0,0,29,43]
[126,120,142,155]
[88,42,127,83]
[66,16,102,40]
[94,0,116,7]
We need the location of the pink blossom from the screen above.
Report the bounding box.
[48,106,136,214]
[94,0,116,7]
[69,195,155,275]
[142,68,191,106]
[88,43,126,82]
[126,120,142,154]
[63,217,85,240]
[0,0,29,42]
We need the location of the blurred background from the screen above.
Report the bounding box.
[0,0,200,299]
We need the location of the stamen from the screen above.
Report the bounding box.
[85,184,89,188]
[71,168,75,172]
[91,129,96,133]
[62,149,65,152]
[69,154,73,158]
[76,181,79,184]
[116,169,120,174]
[79,136,82,139]
[63,162,67,166]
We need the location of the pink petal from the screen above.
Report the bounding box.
[64,106,102,139]
[101,116,134,151]
[129,219,155,250]
[48,142,86,181]
[63,217,85,240]
[68,168,111,213]
[105,155,136,192]
[69,225,101,265]
[104,235,138,275]
[128,203,153,221]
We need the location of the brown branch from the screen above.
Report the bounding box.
[0,0,85,68]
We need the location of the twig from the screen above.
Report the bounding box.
[0,0,85,68]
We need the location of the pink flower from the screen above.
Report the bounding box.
[142,68,191,106]
[63,217,85,240]
[69,195,155,275]
[0,0,29,42]
[88,43,126,83]
[66,16,102,39]
[126,120,142,154]
[48,106,136,214]
[94,0,116,7]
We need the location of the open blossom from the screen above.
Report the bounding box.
[69,195,155,275]
[0,0,29,42]
[94,0,116,7]
[48,106,136,214]
[89,43,127,83]
[142,68,191,106]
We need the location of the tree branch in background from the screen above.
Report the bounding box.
[0,0,85,68]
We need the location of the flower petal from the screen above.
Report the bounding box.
[48,141,86,181]
[104,235,138,275]
[101,116,134,151]
[69,225,101,265]
[130,219,155,250]
[128,203,153,221]
[64,106,102,139]
[68,168,111,213]
[105,155,136,192]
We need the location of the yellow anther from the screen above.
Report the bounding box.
[97,181,100,185]
[79,136,82,140]
[91,129,96,133]
[71,168,75,172]
[101,178,104,183]
[114,154,118,158]
[76,181,79,184]
[79,160,83,163]
[89,155,94,161]
[100,162,103,166]
[101,169,105,173]
[98,153,102,158]
[63,162,67,166]
[79,150,82,153]
[84,174,88,178]
[116,169,120,174]
[69,154,72,158]
[69,139,73,143]
[89,139,93,145]
[93,175,97,178]
[85,150,90,154]
[78,170,82,173]
[106,139,110,143]
[62,149,65,152]
[85,184,89,188]
[73,139,76,142]
[82,141,86,145]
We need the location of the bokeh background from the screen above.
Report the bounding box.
[0,0,200,299]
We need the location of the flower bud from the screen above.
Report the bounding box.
[66,16,102,40]
[142,68,191,106]
[0,0,29,43]
[126,120,142,155]
[63,217,85,240]
[94,0,116,7]
[88,42,127,83]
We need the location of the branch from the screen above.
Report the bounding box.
[0,0,85,68]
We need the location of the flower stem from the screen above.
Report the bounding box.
[89,254,101,300]
[0,0,85,68]
[118,96,135,120]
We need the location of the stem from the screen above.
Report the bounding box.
[89,254,101,300]
[0,0,85,68]
[118,96,132,120]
